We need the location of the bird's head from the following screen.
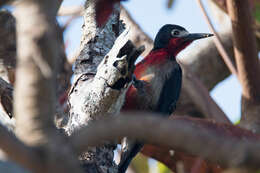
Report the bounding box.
[153,24,213,57]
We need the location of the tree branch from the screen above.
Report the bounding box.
[227,0,260,133]
[0,122,43,172]
[180,62,231,123]
[13,0,82,172]
[71,114,260,169]
[196,0,238,77]
[65,1,144,173]
[58,6,84,16]
[15,0,60,145]
[227,0,260,102]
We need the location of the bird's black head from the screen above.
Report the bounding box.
[153,24,213,56]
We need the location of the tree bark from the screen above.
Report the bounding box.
[71,115,260,169]
[65,1,144,173]
[227,0,260,133]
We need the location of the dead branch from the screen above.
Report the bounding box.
[65,1,145,173]
[71,114,260,169]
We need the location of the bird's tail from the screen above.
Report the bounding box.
[118,138,144,173]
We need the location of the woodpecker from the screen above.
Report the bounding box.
[118,24,213,173]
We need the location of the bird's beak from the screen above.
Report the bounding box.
[184,33,214,41]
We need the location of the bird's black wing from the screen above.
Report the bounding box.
[156,63,182,115]
[118,138,144,173]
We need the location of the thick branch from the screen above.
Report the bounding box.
[0,122,43,172]
[181,62,230,123]
[15,0,60,145]
[71,115,260,169]
[66,2,144,173]
[227,0,260,102]
[14,0,82,172]
[227,0,260,133]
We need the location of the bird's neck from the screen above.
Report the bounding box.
[144,48,175,65]
[134,48,175,79]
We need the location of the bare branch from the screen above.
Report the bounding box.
[227,0,260,133]
[65,1,144,172]
[58,6,83,16]
[14,0,61,145]
[71,114,260,169]
[180,62,231,123]
[13,0,83,172]
[0,122,43,172]
[227,0,260,101]
[196,0,238,77]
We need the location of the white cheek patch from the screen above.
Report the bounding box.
[171,29,189,38]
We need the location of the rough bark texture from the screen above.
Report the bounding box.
[66,1,144,173]
[66,4,123,173]
[74,1,124,76]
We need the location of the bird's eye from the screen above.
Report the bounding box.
[171,30,180,36]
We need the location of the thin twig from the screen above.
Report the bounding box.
[58,6,83,16]
[196,0,238,77]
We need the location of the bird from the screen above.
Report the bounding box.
[118,24,213,173]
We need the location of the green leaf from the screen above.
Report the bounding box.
[254,2,260,23]
[131,154,149,173]
[158,161,171,173]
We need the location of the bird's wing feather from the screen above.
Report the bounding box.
[156,63,182,115]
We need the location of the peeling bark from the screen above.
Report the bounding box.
[66,1,144,173]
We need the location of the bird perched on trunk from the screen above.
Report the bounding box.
[118,24,213,173]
